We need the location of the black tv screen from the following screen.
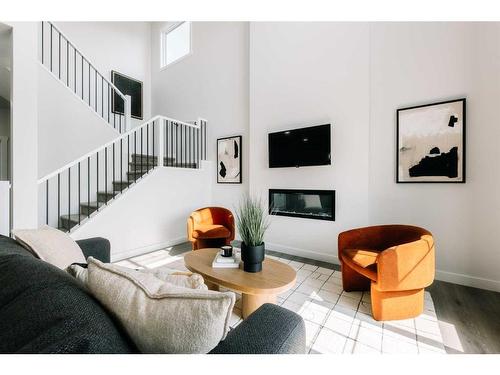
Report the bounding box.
[268,124,331,168]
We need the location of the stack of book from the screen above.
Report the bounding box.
[212,251,240,269]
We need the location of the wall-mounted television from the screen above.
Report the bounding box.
[268,124,331,168]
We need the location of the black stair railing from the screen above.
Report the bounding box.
[163,118,206,168]
[39,21,131,133]
[38,116,207,232]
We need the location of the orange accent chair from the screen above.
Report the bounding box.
[338,225,435,321]
[187,207,235,250]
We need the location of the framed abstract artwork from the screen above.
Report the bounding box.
[217,136,242,184]
[397,98,466,183]
[111,70,143,120]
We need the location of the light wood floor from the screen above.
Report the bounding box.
[158,241,500,354]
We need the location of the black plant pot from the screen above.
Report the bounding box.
[241,242,265,273]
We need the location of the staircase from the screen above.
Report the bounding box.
[40,21,131,133]
[57,153,200,231]
[37,22,208,233]
[58,153,154,231]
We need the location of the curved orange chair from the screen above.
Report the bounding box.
[187,207,235,250]
[338,225,435,321]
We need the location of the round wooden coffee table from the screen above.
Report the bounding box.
[184,248,296,319]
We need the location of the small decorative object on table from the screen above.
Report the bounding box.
[235,195,270,273]
[220,245,233,257]
[212,247,240,269]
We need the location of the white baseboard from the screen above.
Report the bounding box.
[111,236,187,262]
[266,242,500,293]
[112,238,500,293]
[435,269,500,293]
[265,242,340,265]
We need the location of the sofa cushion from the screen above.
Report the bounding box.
[0,235,136,353]
[0,235,35,258]
[192,224,231,239]
[11,226,86,269]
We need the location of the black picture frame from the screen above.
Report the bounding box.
[396,98,466,183]
[217,135,242,184]
[111,70,143,120]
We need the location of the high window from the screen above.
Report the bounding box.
[161,22,191,68]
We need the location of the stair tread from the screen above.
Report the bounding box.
[127,170,150,174]
[97,191,118,196]
[131,154,176,161]
[60,214,88,221]
[80,201,105,208]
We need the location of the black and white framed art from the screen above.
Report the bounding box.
[111,70,143,120]
[397,98,466,183]
[217,136,242,184]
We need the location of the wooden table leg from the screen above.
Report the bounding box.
[241,293,276,319]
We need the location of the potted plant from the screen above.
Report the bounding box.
[235,195,270,273]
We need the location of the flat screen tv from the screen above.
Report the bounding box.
[268,124,331,168]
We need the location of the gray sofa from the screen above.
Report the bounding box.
[0,235,305,354]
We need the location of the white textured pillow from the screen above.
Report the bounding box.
[143,267,208,290]
[67,264,208,291]
[86,257,235,353]
[66,263,88,285]
[12,226,86,269]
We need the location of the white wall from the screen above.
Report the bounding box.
[369,23,500,291]
[249,22,371,263]
[151,22,249,213]
[249,22,500,290]
[38,65,120,178]
[71,162,212,260]
[56,22,152,129]
[152,21,500,291]
[8,22,38,229]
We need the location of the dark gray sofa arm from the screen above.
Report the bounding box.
[76,237,111,263]
[210,303,306,354]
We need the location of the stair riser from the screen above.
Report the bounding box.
[166,163,199,169]
[131,155,158,164]
[59,219,79,231]
[112,181,132,191]
[127,171,148,182]
[80,205,98,216]
[130,162,198,170]
[131,155,176,165]
[97,192,117,203]
[129,163,155,172]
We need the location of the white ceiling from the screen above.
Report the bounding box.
[0,24,12,105]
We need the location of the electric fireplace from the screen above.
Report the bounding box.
[269,189,335,221]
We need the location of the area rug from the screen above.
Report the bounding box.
[119,248,446,354]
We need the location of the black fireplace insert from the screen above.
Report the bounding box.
[269,189,335,221]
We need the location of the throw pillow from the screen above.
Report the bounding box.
[86,257,235,353]
[66,263,88,285]
[143,267,207,290]
[12,226,86,269]
[67,264,208,291]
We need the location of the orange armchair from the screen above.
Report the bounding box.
[338,225,435,321]
[187,207,235,250]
